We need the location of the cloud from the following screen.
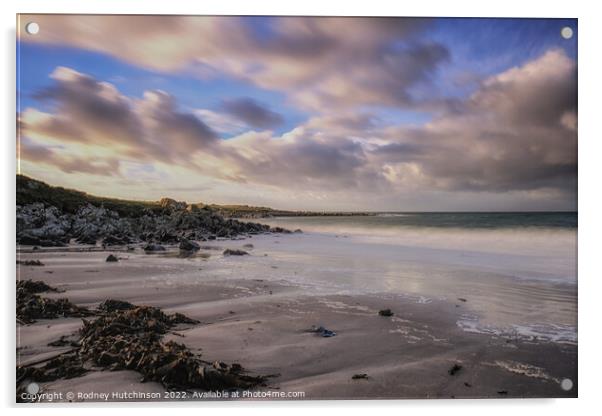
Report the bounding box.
[22,67,218,171]
[220,98,284,130]
[33,67,144,145]
[193,109,247,135]
[19,137,120,175]
[372,49,577,193]
[220,129,376,191]
[18,49,577,209]
[20,15,449,112]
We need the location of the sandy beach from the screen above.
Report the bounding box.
[16,231,577,401]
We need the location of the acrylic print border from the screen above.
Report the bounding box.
[15,12,578,404]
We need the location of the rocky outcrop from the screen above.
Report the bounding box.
[159,198,187,211]
[17,201,283,248]
[16,203,71,246]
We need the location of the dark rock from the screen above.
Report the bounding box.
[106,254,119,262]
[448,363,462,376]
[223,249,249,256]
[103,235,129,246]
[17,234,42,246]
[18,234,66,247]
[179,238,200,251]
[378,309,394,317]
[458,298,467,302]
[352,374,368,380]
[144,243,166,252]
[76,234,97,245]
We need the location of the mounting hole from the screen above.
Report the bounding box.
[560,378,573,391]
[561,26,573,40]
[26,382,40,394]
[25,22,39,35]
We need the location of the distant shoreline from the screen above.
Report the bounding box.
[17,174,575,218]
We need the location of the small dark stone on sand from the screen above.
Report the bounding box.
[448,363,463,376]
[223,249,249,256]
[464,382,472,388]
[497,390,508,395]
[458,298,467,302]
[106,254,119,262]
[378,309,394,317]
[352,374,368,380]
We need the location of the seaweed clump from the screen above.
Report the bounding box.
[17,301,268,402]
[17,280,92,324]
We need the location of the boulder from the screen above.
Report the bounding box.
[179,238,200,251]
[144,243,166,252]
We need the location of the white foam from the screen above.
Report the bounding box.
[456,316,577,345]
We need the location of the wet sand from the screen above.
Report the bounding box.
[16,235,577,401]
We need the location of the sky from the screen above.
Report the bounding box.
[17,15,577,211]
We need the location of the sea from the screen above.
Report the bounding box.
[253,212,577,344]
